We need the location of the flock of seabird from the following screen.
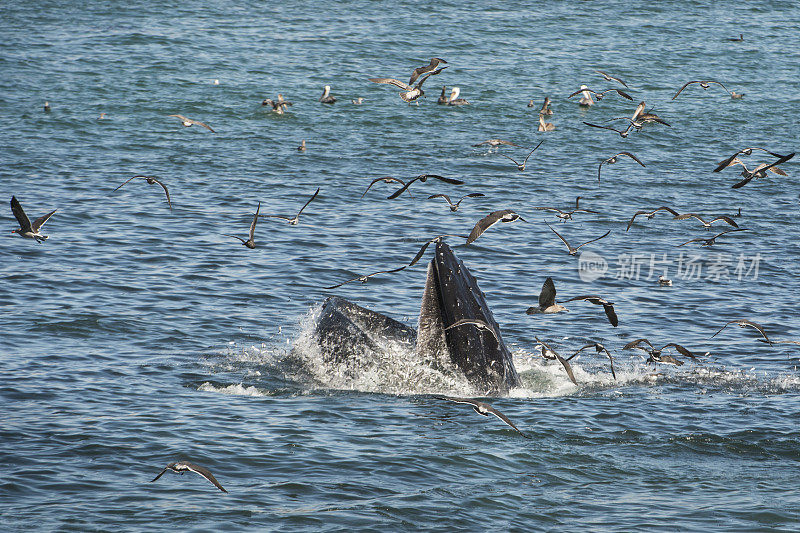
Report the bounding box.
[12,54,798,479]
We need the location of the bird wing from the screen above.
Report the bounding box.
[624,338,654,350]
[368,78,413,91]
[461,192,485,201]
[742,321,771,344]
[707,81,731,94]
[658,206,680,216]
[31,208,57,232]
[184,463,227,493]
[297,187,321,216]
[387,177,419,200]
[539,277,557,309]
[626,211,648,232]
[568,88,595,98]
[671,81,699,100]
[192,120,216,133]
[149,178,172,209]
[523,140,545,164]
[467,211,502,244]
[415,66,448,89]
[674,213,705,223]
[498,153,521,166]
[408,58,446,85]
[361,177,405,198]
[150,467,170,483]
[710,320,737,338]
[714,152,746,172]
[545,221,572,250]
[596,70,629,88]
[439,396,480,408]
[428,194,453,205]
[485,406,529,438]
[10,196,33,232]
[619,152,645,166]
[113,176,140,192]
[427,174,465,185]
[555,353,578,385]
[583,121,624,134]
[249,202,260,240]
[676,237,705,247]
[731,175,754,189]
[574,230,611,251]
[710,216,738,228]
[603,302,619,327]
[224,234,248,245]
[168,114,188,121]
[663,343,695,359]
[613,89,634,100]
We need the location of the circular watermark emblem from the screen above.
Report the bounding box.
[578,251,608,282]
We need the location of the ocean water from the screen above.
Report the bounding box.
[2,1,800,530]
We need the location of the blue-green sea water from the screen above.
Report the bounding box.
[2,1,799,531]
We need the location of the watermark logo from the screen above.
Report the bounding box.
[576,251,763,282]
[578,251,608,282]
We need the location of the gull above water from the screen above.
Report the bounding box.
[361,177,414,198]
[259,187,320,225]
[594,70,629,88]
[597,152,645,182]
[673,213,738,229]
[439,397,529,438]
[526,277,567,314]
[623,338,706,365]
[567,342,616,380]
[560,295,619,327]
[497,140,544,171]
[676,228,748,247]
[715,153,795,189]
[626,206,680,231]
[535,337,577,385]
[568,86,633,101]
[671,80,737,100]
[113,175,172,210]
[369,66,447,103]
[428,192,485,211]
[224,201,260,249]
[711,319,772,345]
[545,221,610,255]
[10,196,57,243]
[151,461,227,493]
[409,58,447,85]
[473,139,520,148]
[387,174,464,200]
[168,114,215,132]
[466,209,526,244]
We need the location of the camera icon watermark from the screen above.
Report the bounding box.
[578,251,608,282]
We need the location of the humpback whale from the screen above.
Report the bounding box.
[307,242,520,394]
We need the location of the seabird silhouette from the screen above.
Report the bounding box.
[151,461,227,493]
[9,196,57,243]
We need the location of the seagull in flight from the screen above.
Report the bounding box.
[259,187,320,225]
[597,152,645,182]
[594,70,629,88]
[672,213,739,229]
[409,58,448,85]
[369,66,447,103]
[224,202,260,249]
[168,114,216,132]
[361,177,414,198]
[671,80,736,100]
[713,147,790,173]
[497,140,544,171]
[113,175,172,210]
[9,196,57,243]
[583,121,633,138]
[466,209,526,244]
[535,337,577,385]
[567,342,616,380]
[676,228,747,247]
[526,277,567,314]
[568,86,633,101]
[545,221,610,255]
[428,193,485,212]
[560,295,618,327]
[626,206,680,231]
[439,397,529,438]
[623,338,704,365]
[716,153,794,189]
[151,461,227,493]
[711,319,772,345]
[387,174,464,199]
[473,139,520,148]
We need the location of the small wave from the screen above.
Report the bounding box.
[197,382,265,397]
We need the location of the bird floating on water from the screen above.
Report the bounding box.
[352,97,364,105]
[439,397,529,438]
[538,115,555,132]
[297,139,306,152]
[262,94,292,114]
[9,196,57,243]
[151,461,227,493]
[447,87,469,106]
[168,114,215,132]
[114,175,172,210]
[538,96,553,115]
[657,275,673,287]
[225,202,260,249]
[575,85,594,106]
[319,86,336,104]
